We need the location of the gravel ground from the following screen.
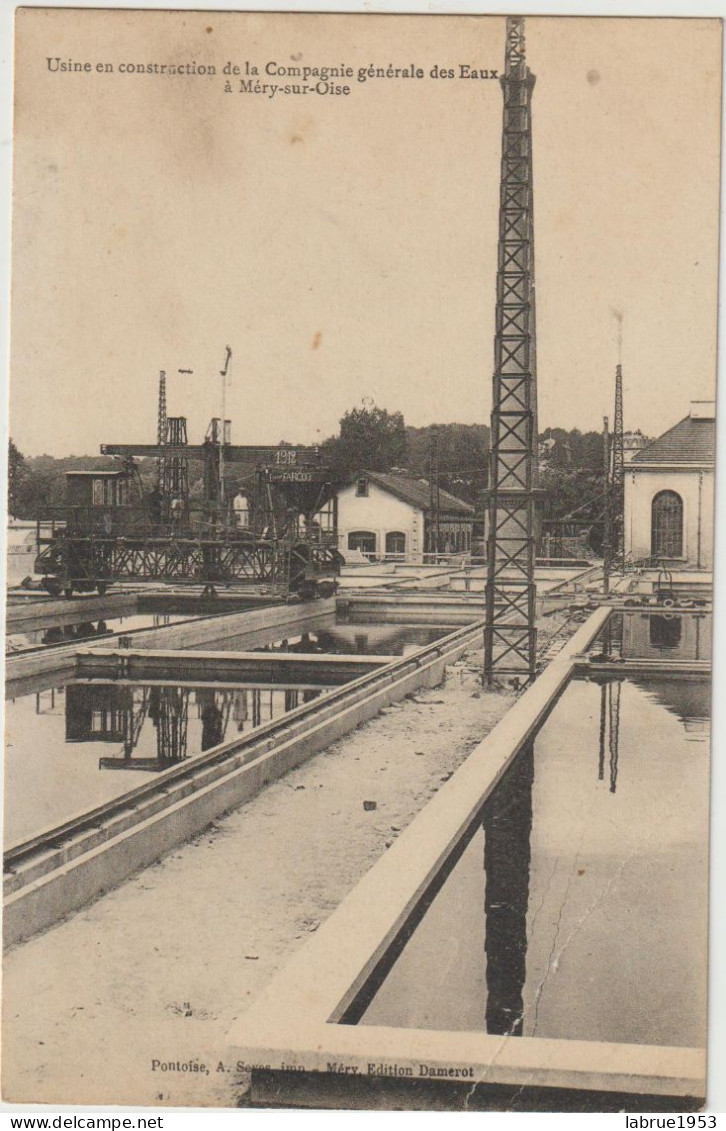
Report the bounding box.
[2,615,575,1109]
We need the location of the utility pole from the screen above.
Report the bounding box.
[612,363,625,567]
[219,346,232,515]
[602,414,611,594]
[484,16,540,686]
[428,427,441,557]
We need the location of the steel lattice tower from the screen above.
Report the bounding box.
[160,417,190,505]
[612,364,625,565]
[156,370,168,491]
[484,16,539,685]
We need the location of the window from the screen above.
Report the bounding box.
[92,479,104,506]
[348,531,377,555]
[651,491,683,558]
[355,476,369,498]
[385,531,406,556]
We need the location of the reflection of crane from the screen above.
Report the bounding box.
[153,686,189,763]
[123,687,151,756]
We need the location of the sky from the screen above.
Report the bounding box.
[8,10,722,456]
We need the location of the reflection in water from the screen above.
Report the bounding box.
[7,612,183,655]
[483,742,534,1036]
[358,675,709,1047]
[632,677,710,739]
[596,679,623,792]
[649,614,682,651]
[64,682,323,773]
[43,620,113,646]
[616,611,711,663]
[250,625,453,659]
[608,681,621,793]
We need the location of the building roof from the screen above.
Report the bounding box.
[352,471,474,516]
[631,415,715,466]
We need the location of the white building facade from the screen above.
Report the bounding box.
[624,402,715,571]
[333,472,474,563]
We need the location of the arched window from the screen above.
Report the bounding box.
[651,491,683,558]
[385,531,406,557]
[348,531,377,556]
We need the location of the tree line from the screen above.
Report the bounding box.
[8,404,638,545]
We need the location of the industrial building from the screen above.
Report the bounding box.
[334,470,474,562]
[624,401,715,570]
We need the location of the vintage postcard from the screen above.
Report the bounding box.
[2,6,722,1115]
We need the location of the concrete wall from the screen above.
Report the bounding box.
[624,467,714,569]
[335,481,424,562]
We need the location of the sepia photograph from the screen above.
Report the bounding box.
[1,4,723,1116]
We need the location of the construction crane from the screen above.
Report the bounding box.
[484,16,540,686]
[34,360,343,598]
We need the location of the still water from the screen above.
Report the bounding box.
[596,611,711,664]
[359,674,710,1048]
[224,623,458,658]
[4,681,327,847]
[4,620,452,848]
[5,613,188,655]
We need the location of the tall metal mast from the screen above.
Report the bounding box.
[602,414,611,594]
[484,16,540,685]
[428,427,441,556]
[156,370,167,492]
[612,363,625,565]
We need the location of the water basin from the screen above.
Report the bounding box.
[358,673,710,1049]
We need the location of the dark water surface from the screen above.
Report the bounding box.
[4,681,328,847]
[4,618,452,848]
[359,674,710,1049]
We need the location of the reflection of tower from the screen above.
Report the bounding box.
[608,680,621,793]
[483,741,534,1035]
[598,682,607,781]
[484,17,539,685]
[155,685,189,763]
[596,678,621,793]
